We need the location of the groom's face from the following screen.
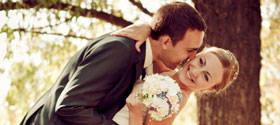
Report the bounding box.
[159,29,204,69]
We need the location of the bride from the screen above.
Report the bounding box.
[111,24,239,125]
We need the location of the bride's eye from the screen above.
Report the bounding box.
[199,58,203,65]
[204,73,209,82]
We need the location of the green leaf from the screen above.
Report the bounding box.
[15,3,21,9]
[74,7,80,17]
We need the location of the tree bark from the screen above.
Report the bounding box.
[193,0,261,124]
[129,0,153,16]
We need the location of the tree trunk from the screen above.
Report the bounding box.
[193,0,261,124]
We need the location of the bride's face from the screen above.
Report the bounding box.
[177,51,224,91]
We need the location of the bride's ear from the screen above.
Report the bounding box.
[159,35,172,50]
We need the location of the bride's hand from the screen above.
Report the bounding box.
[126,92,145,116]
[126,92,145,125]
[111,22,151,52]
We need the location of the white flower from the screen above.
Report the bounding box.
[150,100,169,120]
[169,96,179,105]
[159,81,169,91]
[140,74,182,121]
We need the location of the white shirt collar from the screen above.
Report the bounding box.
[144,38,153,75]
[144,38,153,68]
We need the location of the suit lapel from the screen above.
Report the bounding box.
[135,43,146,80]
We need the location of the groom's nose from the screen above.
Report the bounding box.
[189,51,197,60]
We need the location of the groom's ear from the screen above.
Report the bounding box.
[159,35,172,50]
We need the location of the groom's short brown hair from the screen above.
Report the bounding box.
[150,2,207,45]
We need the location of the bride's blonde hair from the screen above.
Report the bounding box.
[203,47,239,93]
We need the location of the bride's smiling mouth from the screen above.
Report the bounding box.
[186,66,195,84]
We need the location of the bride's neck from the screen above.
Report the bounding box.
[171,72,193,95]
[159,70,176,76]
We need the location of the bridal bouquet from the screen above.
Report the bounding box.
[139,74,182,121]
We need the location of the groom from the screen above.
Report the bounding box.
[21,2,206,125]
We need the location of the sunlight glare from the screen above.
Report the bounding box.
[0,11,8,29]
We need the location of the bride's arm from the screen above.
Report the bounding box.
[111,22,151,52]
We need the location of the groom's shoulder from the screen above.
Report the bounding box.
[95,33,136,51]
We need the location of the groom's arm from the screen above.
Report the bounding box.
[55,40,134,124]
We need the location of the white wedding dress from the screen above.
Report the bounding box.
[112,104,130,125]
[112,80,144,125]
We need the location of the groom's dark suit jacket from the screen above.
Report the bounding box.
[20,33,146,125]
